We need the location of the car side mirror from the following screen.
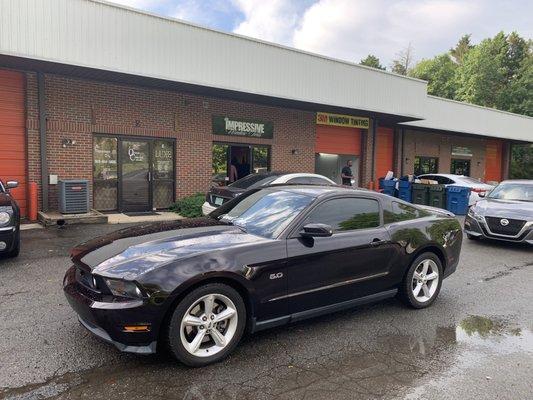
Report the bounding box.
[300,223,333,238]
[6,181,18,189]
[478,192,485,198]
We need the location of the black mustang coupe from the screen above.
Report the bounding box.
[64,185,462,366]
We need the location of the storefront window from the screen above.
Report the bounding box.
[414,156,439,176]
[510,144,533,179]
[212,143,271,185]
[93,137,118,211]
[451,159,471,176]
[152,140,174,209]
[212,144,229,186]
[252,146,269,173]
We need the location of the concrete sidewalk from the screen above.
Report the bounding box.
[106,211,184,224]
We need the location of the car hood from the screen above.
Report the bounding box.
[71,218,269,279]
[474,198,533,219]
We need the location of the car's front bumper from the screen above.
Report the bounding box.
[201,201,217,216]
[63,266,158,354]
[464,215,533,244]
[0,226,17,253]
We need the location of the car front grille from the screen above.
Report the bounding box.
[485,216,526,236]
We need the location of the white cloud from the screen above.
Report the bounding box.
[231,0,304,44]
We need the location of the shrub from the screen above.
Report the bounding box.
[170,193,205,218]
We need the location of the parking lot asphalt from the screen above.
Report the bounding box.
[0,220,532,400]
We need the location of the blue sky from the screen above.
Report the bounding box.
[110,0,533,67]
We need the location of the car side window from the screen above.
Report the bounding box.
[308,177,331,185]
[383,202,430,224]
[287,177,310,184]
[304,198,380,232]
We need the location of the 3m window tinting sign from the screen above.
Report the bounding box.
[212,116,273,139]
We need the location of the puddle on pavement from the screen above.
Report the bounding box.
[1,315,531,400]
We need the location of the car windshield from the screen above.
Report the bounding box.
[487,183,533,202]
[228,174,279,189]
[220,189,314,239]
[459,177,484,185]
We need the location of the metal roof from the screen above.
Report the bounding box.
[0,0,428,120]
[402,96,533,142]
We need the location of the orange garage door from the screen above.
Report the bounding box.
[485,140,503,182]
[375,127,394,179]
[0,69,27,217]
[316,125,361,155]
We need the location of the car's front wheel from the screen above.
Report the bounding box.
[398,252,443,309]
[166,283,246,367]
[5,230,20,258]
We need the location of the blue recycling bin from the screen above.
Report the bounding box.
[446,186,471,215]
[381,180,396,197]
[398,180,412,202]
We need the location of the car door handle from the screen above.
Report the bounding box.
[370,239,387,247]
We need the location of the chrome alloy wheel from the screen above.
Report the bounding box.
[412,259,440,303]
[180,293,238,357]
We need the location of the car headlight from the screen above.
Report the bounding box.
[467,207,483,221]
[0,211,11,226]
[104,278,143,298]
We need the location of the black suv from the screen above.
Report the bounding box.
[0,179,21,258]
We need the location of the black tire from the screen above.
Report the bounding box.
[398,252,443,309]
[166,283,246,367]
[6,230,20,258]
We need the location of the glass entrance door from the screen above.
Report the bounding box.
[120,140,151,212]
[451,159,471,176]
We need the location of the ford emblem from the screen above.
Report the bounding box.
[500,218,509,226]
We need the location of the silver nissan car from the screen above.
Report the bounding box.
[464,180,533,244]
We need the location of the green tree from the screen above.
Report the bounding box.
[450,34,473,64]
[454,32,532,114]
[510,144,533,179]
[360,54,386,70]
[409,54,458,99]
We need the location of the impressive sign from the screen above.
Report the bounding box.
[316,112,370,129]
[212,116,273,139]
[451,146,473,157]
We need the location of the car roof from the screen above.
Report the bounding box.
[273,173,336,183]
[263,184,372,198]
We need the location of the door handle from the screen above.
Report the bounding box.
[370,239,386,247]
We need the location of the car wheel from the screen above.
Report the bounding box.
[6,231,20,258]
[398,252,443,309]
[166,283,246,367]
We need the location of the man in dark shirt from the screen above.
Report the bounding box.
[341,160,354,186]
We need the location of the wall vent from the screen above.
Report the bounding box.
[58,180,89,214]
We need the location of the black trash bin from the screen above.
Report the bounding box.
[412,183,429,205]
[428,185,446,209]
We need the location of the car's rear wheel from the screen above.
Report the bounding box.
[166,283,246,367]
[398,252,442,309]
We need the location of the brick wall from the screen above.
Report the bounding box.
[403,129,487,179]
[25,73,316,211]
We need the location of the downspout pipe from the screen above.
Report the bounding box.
[37,72,48,212]
[370,118,377,187]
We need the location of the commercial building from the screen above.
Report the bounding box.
[0,0,531,217]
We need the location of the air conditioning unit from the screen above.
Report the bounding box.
[58,180,89,214]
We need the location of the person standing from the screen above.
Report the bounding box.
[341,160,354,186]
